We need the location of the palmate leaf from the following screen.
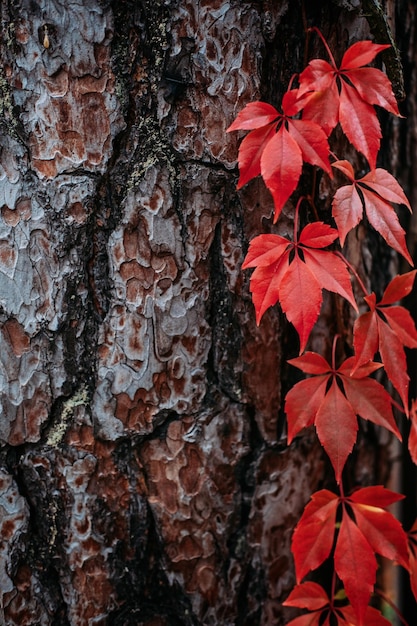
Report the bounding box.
[353,271,417,413]
[332,160,413,264]
[242,223,357,352]
[291,487,408,624]
[285,353,400,481]
[227,92,332,222]
[299,38,400,168]
[284,591,391,626]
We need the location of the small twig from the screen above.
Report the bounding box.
[308,26,337,68]
[375,587,409,626]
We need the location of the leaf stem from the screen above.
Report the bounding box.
[288,73,298,91]
[335,251,369,297]
[331,334,340,371]
[294,197,304,241]
[375,587,409,626]
[330,568,337,611]
[308,169,320,221]
[308,26,337,68]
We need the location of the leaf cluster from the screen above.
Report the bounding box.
[228,29,417,625]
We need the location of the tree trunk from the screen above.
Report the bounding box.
[0,1,414,624]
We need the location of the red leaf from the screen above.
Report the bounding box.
[291,485,407,626]
[301,79,339,136]
[298,221,338,248]
[352,310,379,367]
[228,89,332,220]
[380,306,417,348]
[353,271,417,411]
[291,490,339,582]
[302,249,357,309]
[342,68,399,116]
[361,187,412,264]
[285,376,328,443]
[236,124,277,188]
[282,88,308,116]
[351,503,409,569]
[380,270,417,305]
[361,169,411,209]
[332,162,413,263]
[340,41,390,69]
[261,125,303,222]
[286,604,390,626]
[340,605,392,626]
[298,59,335,92]
[331,181,363,246]
[247,261,288,325]
[226,101,279,131]
[243,225,357,350]
[349,485,404,508]
[288,351,331,374]
[332,159,355,181]
[342,374,401,437]
[334,510,377,624]
[315,379,358,482]
[283,582,329,610]
[286,352,399,479]
[341,357,382,378]
[286,613,323,625]
[339,81,381,169]
[287,118,332,172]
[335,487,409,621]
[242,234,289,269]
[299,38,399,167]
[279,255,323,353]
[377,317,410,413]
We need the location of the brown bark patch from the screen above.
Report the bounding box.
[3,319,30,356]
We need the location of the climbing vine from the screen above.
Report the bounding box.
[228,26,417,625]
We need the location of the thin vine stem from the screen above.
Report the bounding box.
[329,569,338,610]
[335,251,369,297]
[308,26,337,68]
[375,587,409,626]
[331,334,340,371]
[307,168,320,221]
[287,73,298,91]
[293,196,305,241]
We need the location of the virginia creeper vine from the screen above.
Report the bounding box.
[228,26,417,626]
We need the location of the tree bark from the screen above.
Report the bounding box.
[0,1,414,624]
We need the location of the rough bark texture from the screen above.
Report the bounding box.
[0,1,414,624]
